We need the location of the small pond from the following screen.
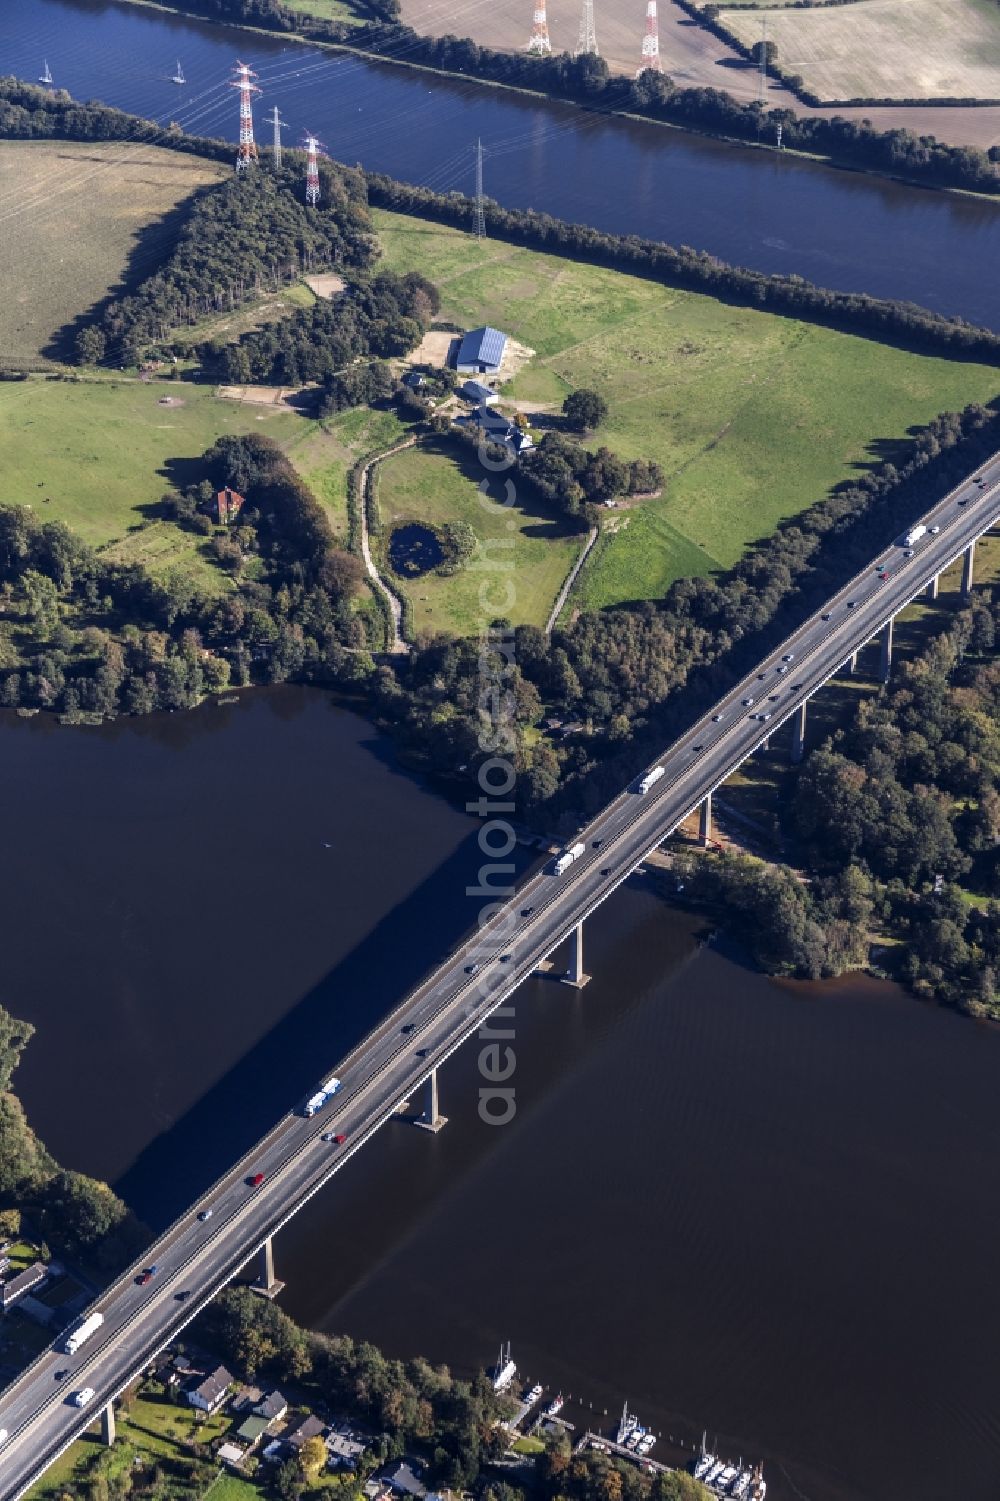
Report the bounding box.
[389,523,446,576]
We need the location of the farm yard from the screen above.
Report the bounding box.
[372,209,1000,616]
[718,0,1000,102]
[0,140,224,366]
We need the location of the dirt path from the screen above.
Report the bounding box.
[546,524,598,635]
[358,440,417,654]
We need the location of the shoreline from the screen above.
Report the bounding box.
[105,0,1000,202]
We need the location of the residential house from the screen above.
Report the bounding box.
[187,1364,234,1414]
[286,1413,327,1451]
[236,1414,272,1453]
[254,1389,289,1424]
[215,486,246,525]
[458,379,498,406]
[1,1263,47,1310]
[327,1427,367,1468]
[382,1459,428,1498]
[218,1442,246,1468]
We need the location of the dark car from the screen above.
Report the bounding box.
[521,906,535,917]
[416,1047,430,1058]
[55,1369,69,1381]
[847,600,857,609]
[600,867,611,877]
[247,1172,265,1188]
[499,953,512,963]
[174,1290,192,1302]
[401,1023,415,1034]
[592,838,603,848]
[197,1208,213,1222]
[821,612,832,621]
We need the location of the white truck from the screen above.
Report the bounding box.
[903,523,927,547]
[63,1310,104,1355]
[553,841,586,875]
[638,766,665,794]
[302,1075,342,1117]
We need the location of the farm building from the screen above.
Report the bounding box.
[216,487,246,525]
[459,379,498,405]
[455,326,507,374]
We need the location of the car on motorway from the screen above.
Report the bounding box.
[73,1388,96,1408]
[782,653,794,662]
[499,953,512,963]
[416,1047,430,1058]
[322,1131,348,1145]
[0,1428,7,1445]
[904,549,914,557]
[136,1265,158,1286]
[712,713,723,722]
[175,1290,192,1302]
[465,962,479,975]
[401,1023,416,1034]
[757,671,767,680]
[930,524,940,534]
[247,1172,265,1188]
[776,664,788,674]
[600,867,611,877]
[761,713,772,722]
[197,1208,213,1222]
[847,600,857,609]
[769,694,780,701]
[742,697,754,707]
[821,612,832,621]
[55,1369,69,1381]
[878,570,889,580]
[693,743,703,752]
[958,497,968,506]
[521,905,535,916]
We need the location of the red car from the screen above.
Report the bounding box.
[247,1172,265,1188]
[136,1265,158,1286]
[878,570,890,580]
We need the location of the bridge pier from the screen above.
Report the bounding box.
[699,793,712,848]
[101,1400,116,1446]
[926,572,939,601]
[791,700,808,764]
[879,616,894,683]
[848,649,859,675]
[561,921,591,990]
[962,540,976,597]
[252,1234,285,1299]
[415,1067,448,1133]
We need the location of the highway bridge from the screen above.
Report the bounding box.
[2,451,999,1498]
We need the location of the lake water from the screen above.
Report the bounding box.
[3,694,1000,1501]
[5,0,1000,327]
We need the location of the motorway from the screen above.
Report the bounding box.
[2,452,1000,1498]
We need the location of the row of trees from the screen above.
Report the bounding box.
[366,175,1000,361]
[220,269,440,387]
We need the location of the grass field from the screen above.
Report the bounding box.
[0,141,224,366]
[719,0,1000,102]
[286,0,368,20]
[0,378,307,590]
[376,440,583,634]
[373,210,1000,612]
[293,405,409,542]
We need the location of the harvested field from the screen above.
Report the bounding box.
[404,330,458,367]
[720,0,1000,102]
[0,140,224,366]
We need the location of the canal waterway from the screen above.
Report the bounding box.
[3,693,1000,1501]
[6,0,1000,327]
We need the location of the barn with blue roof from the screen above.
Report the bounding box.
[455,325,508,375]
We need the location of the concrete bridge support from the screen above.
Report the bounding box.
[562,921,591,990]
[101,1401,116,1446]
[848,650,859,674]
[791,700,808,764]
[253,1234,285,1298]
[879,617,894,683]
[962,540,976,597]
[699,793,712,848]
[926,573,939,601]
[415,1067,447,1133]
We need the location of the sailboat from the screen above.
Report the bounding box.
[171,60,186,85]
[39,60,53,86]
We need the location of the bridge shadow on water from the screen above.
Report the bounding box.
[113,810,537,1233]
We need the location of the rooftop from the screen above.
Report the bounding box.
[455,326,507,372]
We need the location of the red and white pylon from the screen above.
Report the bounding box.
[303,131,324,206]
[231,61,261,171]
[527,0,552,54]
[637,0,662,74]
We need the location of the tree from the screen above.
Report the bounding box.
[74,326,106,365]
[0,1005,35,1093]
[563,388,608,432]
[299,1434,328,1477]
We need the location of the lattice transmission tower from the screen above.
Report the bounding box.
[270,106,287,169]
[474,138,485,240]
[576,0,598,56]
[303,131,323,206]
[527,0,552,54]
[637,0,661,74]
[230,61,260,172]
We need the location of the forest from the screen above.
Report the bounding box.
[0,435,373,718]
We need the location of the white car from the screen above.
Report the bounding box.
[73,1388,96,1407]
[0,1428,8,1446]
[930,524,940,535]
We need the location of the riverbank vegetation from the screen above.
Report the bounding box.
[0,1005,147,1272]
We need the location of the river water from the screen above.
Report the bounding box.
[3,692,1000,1501]
[6,0,1000,327]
